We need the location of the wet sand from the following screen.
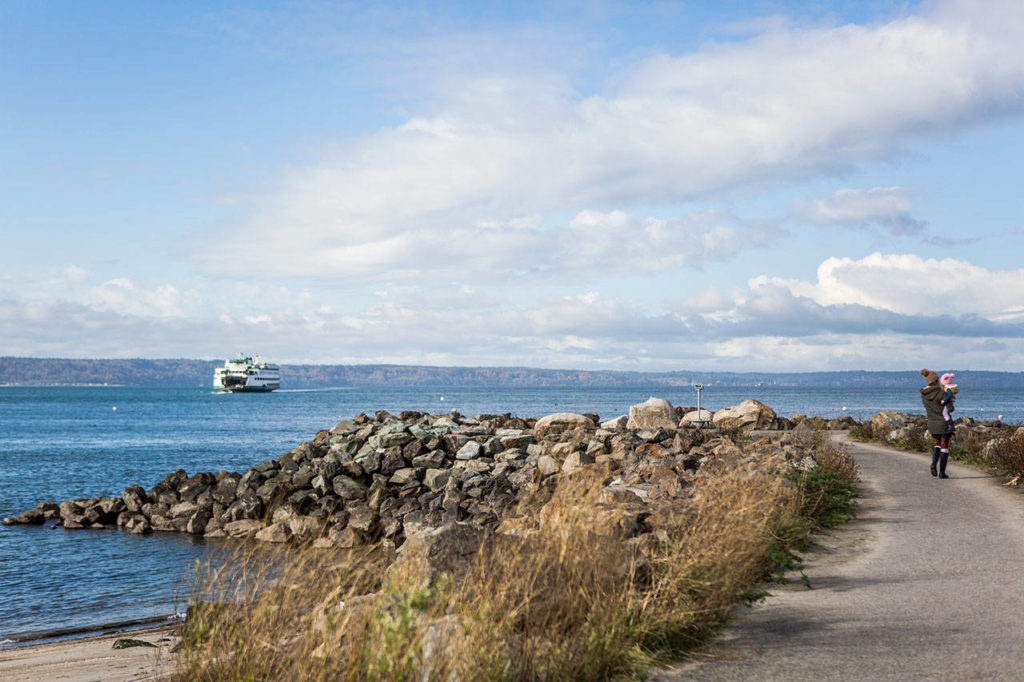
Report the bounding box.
[0,625,178,682]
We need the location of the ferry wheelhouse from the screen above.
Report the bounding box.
[213,355,280,392]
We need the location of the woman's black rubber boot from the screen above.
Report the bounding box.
[931,447,940,477]
[938,451,949,479]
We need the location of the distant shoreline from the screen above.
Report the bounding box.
[3,357,1023,389]
[1,383,126,388]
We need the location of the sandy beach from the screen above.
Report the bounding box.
[0,625,179,682]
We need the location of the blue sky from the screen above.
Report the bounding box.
[3,0,1024,371]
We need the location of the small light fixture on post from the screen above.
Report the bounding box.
[693,383,707,428]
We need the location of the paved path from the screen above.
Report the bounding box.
[655,435,1024,681]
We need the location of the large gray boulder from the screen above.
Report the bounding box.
[600,415,629,430]
[423,469,450,492]
[534,413,593,439]
[186,510,211,535]
[20,502,59,525]
[255,522,291,543]
[980,438,1006,463]
[369,423,415,449]
[680,409,714,426]
[122,486,149,513]
[627,398,678,430]
[398,522,488,580]
[536,455,560,477]
[288,516,325,542]
[871,411,907,435]
[455,441,483,460]
[712,400,777,430]
[224,519,264,539]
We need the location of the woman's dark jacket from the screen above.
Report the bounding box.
[921,384,952,435]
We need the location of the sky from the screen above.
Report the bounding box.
[2,0,1024,372]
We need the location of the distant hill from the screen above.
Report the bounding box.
[0,357,219,387]
[1,357,1021,389]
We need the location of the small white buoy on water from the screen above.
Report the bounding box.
[440,396,445,401]
[998,414,1004,421]
[842,406,847,411]
[112,406,117,411]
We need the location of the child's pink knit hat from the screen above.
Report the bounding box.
[940,373,956,388]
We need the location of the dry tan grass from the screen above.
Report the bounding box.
[632,468,800,653]
[989,435,1024,484]
[175,463,825,681]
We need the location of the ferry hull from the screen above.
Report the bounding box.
[221,384,279,393]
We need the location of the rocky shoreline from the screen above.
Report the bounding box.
[4,397,864,549]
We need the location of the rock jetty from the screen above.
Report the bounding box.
[4,398,858,548]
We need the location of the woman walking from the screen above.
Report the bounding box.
[920,368,953,478]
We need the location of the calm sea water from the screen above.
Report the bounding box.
[2,384,1021,647]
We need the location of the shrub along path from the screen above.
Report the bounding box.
[656,433,1024,680]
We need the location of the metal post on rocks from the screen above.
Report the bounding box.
[693,383,706,428]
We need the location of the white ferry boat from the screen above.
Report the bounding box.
[213,355,280,392]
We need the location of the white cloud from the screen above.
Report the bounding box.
[84,279,190,318]
[750,253,1024,318]
[672,286,736,315]
[701,333,1019,372]
[789,187,925,235]
[560,210,777,275]
[197,1,1024,283]
[4,269,199,321]
[546,335,595,352]
[199,205,773,284]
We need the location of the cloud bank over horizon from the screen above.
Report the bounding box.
[6,252,1024,371]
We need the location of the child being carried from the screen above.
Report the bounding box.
[940,373,958,431]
